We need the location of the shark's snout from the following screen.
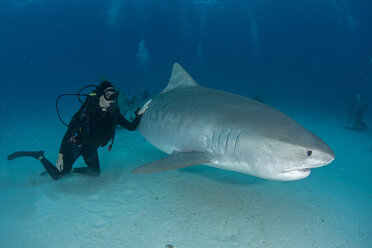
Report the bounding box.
[319,145,335,167]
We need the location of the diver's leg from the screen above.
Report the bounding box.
[8,142,81,180]
[44,143,82,180]
[7,150,63,180]
[40,143,82,180]
[38,156,63,181]
[74,149,100,177]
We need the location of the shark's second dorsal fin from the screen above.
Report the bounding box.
[160,63,200,94]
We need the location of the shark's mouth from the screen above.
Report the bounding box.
[285,163,325,174]
[294,168,311,173]
[277,168,312,181]
[284,168,311,173]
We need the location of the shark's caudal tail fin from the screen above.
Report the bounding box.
[132,151,211,174]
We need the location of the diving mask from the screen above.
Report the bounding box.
[103,87,119,101]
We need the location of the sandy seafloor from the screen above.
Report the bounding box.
[0,105,371,248]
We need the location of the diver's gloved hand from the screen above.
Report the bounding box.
[134,108,141,116]
[138,99,152,115]
[56,153,64,172]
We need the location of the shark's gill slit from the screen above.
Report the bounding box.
[218,129,223,153]
[233,131,242,154]
[211,130,215,152]
[225,129,231,153]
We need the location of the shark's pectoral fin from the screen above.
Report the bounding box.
[132,151,212,174]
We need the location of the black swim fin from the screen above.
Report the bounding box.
[7,151,44,161]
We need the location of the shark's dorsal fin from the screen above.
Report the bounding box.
[160,63,200,94]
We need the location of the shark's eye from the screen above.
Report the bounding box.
[307,150,312,157]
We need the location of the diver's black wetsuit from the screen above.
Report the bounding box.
[10,94,141,180]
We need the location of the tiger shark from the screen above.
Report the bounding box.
[133,63,335,181]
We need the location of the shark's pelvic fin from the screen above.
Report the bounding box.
[160,63,200,94]
[132,151,211,174]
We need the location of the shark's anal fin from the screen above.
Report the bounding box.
[132,151,211,174]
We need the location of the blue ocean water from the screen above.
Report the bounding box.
[0,0,371,247]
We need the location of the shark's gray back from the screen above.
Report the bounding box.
[138,85,322,155]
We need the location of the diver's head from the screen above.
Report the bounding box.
[97,81,119,111]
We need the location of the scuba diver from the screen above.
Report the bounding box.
[7,81,151,180]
